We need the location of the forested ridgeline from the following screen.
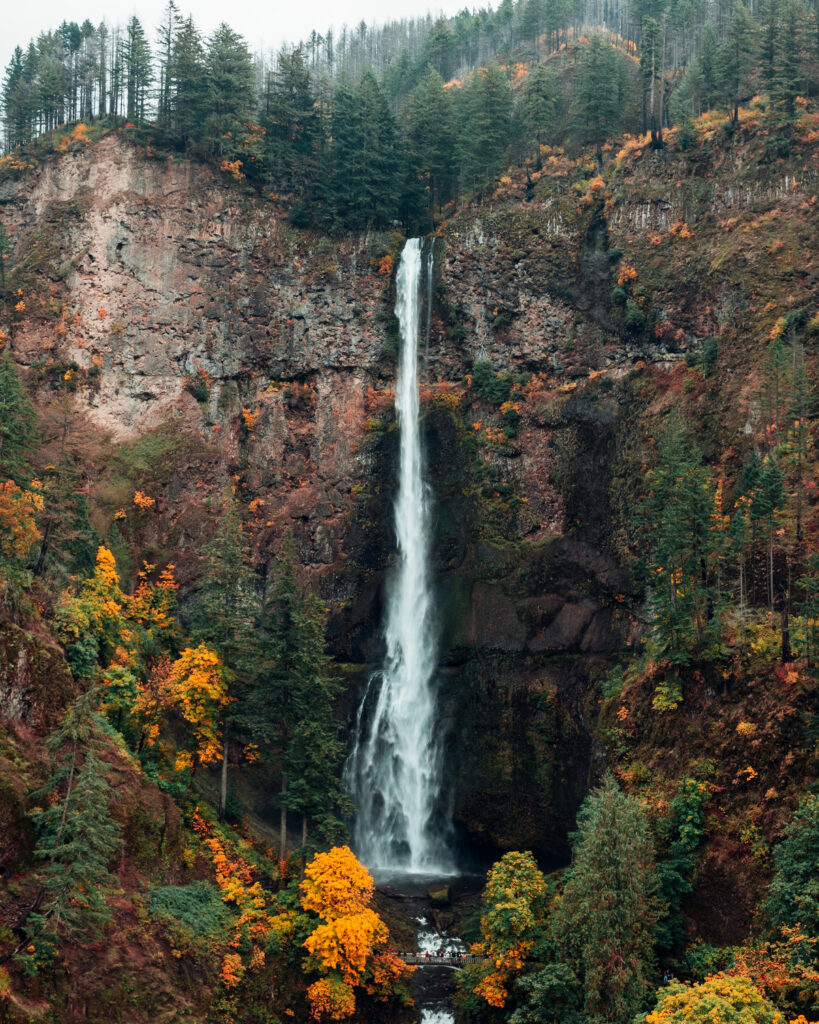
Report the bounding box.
[2,0,817,231]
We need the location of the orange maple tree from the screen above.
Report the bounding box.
[300,847,412,1020]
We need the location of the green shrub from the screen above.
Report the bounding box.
[625,299,646,332]
[149,882,234,954]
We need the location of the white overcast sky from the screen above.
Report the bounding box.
[4,0,473,77]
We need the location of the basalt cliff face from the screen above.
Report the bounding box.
[2,125,817,866]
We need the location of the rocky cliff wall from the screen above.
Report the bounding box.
[2,124,815,859]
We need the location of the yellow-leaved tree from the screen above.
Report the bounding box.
[470,850,548,1008]
[166,643,230,770]
[300,846,412,1020]
[645,974,784,1023]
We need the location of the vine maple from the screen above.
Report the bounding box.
[300,847,412,1020]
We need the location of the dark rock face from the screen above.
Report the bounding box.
[0,624,76,731]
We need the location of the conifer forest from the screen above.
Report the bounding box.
[0,0,818,1021]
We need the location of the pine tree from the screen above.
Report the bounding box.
[552,775,663,1024]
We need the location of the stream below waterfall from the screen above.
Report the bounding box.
[376,873,485,1024]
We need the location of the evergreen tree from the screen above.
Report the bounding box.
[551,775,663,1024]
[750,455,784,612]
[640,16,665,147]
[523,62,558,157]
[521,0,546,56]
[320,73,399,231]
[2,47,26,149]
[262,47,318,192]
[457,61,513,192]
[638,412,724,664]
[699,24,720,110]
[26,689,122,945]
[204,23,255,157]
[407,66,455,224]
[765,793,819,941]
[248,533,347,858]
[0,350,38,486]
[155,0,182,132]
[192,490,256,817]
[574,36,622,166]
[171,17,207,149]
[123,17,152,123]
[717,3,757,124]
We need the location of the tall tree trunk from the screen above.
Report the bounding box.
[219,734,228,821]
[300,814,308,880]
[780,589,791,662]
[279,775,287,862]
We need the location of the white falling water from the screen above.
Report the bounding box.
[346,238,451,874]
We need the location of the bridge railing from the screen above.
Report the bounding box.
[396,953,486,967]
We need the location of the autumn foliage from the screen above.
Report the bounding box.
[300,847,412,1020]
[472,850,548,1008]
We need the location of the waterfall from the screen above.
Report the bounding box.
[345,238,452,875]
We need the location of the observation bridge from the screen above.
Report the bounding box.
[397,953,485,969]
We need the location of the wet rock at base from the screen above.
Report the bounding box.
[427,885,451,907]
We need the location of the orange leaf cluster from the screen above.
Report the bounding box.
[301,847,375,919]
[0,480,43,569]
[306,978,356,1021]
[133,490,155,510]
[220,159,244,181]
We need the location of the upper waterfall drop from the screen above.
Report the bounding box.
[345,237,453,875]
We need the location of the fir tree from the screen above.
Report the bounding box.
[123,17,152,123]
[192,489,256,817]
[248,533,347,858]
[552,775,663,1024]
[407,66,455,224]
[638,412,724,664]
[574,36,622,166]
[717,3,757,125]
[523,62,558,159]
[262,47,318,192]
[765,793,819,940]
[0,350,38,486]
[204,23,255,157]
[26,689,122,945]
[171,17,207,149]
